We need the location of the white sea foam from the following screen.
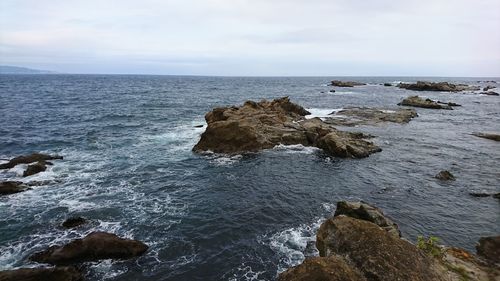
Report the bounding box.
[228,263,266,281]
[305,108,343,119]
[272,144,320,155]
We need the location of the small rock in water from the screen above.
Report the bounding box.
[480,91,499,96]
[329,89,336,93]
[397,81,479,92]
[0,153,62,170]
[62,217,88,228]
[330,80,366,87]
[435,170,455,181]
[471,132,500,141]
[23,161,50,177]
[0,181,30,195]
[398,96,454,110]
[483,85,496,91]
[194,124,204,128]
[0,266,82,281]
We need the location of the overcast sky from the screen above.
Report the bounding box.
[1,0,499,76]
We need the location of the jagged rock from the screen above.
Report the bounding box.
[30,231,148,265]
[0,181,30,195]
[333,201,400,237]
[441,247,499,281]
[193,97,381,158]
[23,161,51,177]
[62,217,87,228]
[316,216,446,281]
[384,83,392,86]
[0,153,62,170]
[437,101,461,107]
[435,170,455,181]
[278,256,367,281]
[0,267,82,281]
[472,132,500,141]
[323,107,417,127]
[483,85,496,91]
[398,96,454,110]
[476,236,500,264]
[397,81,479,92]
[480,91,499,96]
[330,80,366,87]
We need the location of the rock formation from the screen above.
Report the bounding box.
[398,96,455,110]
[323,107,417,127]
[0,153,62,170]
[435,170,455,181]
[23,161,52,177]
[480,91,499,96]
[30,231,148,265]
[330,80,366,87]
[0,266,82,281]
[61,217,88,229]
[0,181,30,195]
[397,81,479,92]
[193,97,381,158]
[476,236,500,264]
[472,132,500,141]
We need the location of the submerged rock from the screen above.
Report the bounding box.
[435,170,455,181]
[23,161,51,177]
[472,132,500,141]
[480,91,499,96]
[62,217,88,229]
[0,267,82,281]
[384,83,392,86]
[333,201,400,237]
[193,97,381,158]
[278,256,366,281]
[476,236,500,264]
[469,191,499,198]
[323,107,417,127]
[398,96,454,110]
[330,80,366,87]
[397,81,479,92]
[0,153,62,170]
[483,85,496,91]
[30,231,148,265]
[0,181,30,195]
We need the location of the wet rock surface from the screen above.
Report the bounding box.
[61,217,88,229]
[330,80,366,87]
[435,170,455,181]
[23,161,51,177]
[0,266,82,281]
[472,132,500,141]
[323,107,417,127]
[193,97,381,158]
[397,81,479,92]
[278,256,366,281]
[476,236,500,264]
[0,181,30,195]
[30,231,148,265]
[0,153,62,170]
[398,96,455,110]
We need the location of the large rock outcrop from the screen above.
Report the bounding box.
[0,267,82,281]
[330,81,366,87]
[193,97,381,158]
[30,232,148,265]
[278,256,366,281]
[398,96,455,110]
[397,81,479,92]
[0,153,62,170]
[323,107,417,127]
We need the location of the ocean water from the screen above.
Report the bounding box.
[0,75,499,280]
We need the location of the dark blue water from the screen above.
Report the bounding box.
[0,75,499,280]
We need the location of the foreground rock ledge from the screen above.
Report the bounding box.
[30,231,148,265]
[0,266,82,281]
[193,97,381,158]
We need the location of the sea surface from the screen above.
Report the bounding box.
[0,75,499,280]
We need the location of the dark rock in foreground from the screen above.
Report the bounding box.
[397,81,479,92]
[330,80,366,87]
[472,132,500,141]
[0,267,82,281]
[278,256,367,281]
[0,153,62,170]
[62,217,88,229]
[398,96,455,110]
[323,107,417,127]
[476,236,500,264]
[435,170,455,181]
[193,97,381,158]
[0,181,30,195]
[316,216,446,281]
[23,161,51,177]
[333,201,400,237]
[30,231,148,265]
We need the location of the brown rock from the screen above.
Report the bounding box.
[23,161,50,177]
[472,132,500,141]
[193,97,381,158]
[0,266,82,281]
[333,201,401,237]
[398,96,454,110]
[0,181,30,195]
[30,231,148,265]
[476,236,500,264]
[61,217,87,229]
[316,216,446,281]
[397,81,479,92]
[435,170,455,181]
[0,153,62,170]
[330,80,366,87]
[323,107,418,127]
[278,256,367,281]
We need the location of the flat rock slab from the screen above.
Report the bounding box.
[0,153,62,170]
[398,96,455,110]
[476,236,500,264]
[472,132,500,141]
[323,107,417,127]
[278,256,367,281]
[330,80,366,87]
[0,267,82,281]
[193,97,381,158]
[30,231,148,265]
[397,81,479,92]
